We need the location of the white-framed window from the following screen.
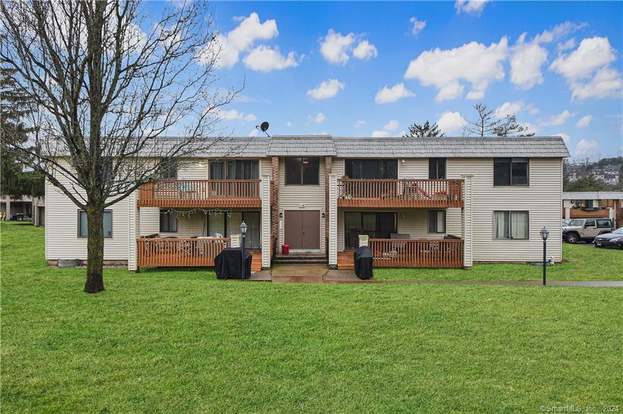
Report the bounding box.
[428,210,446,233]
[159,210,177,233]
[78,210,113,238]
[493,211,529,240]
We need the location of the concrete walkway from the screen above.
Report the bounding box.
[252,264,370,284]
[547,280,623,288]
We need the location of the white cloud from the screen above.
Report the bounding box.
[550,37,615,80]
[550,37,623,100]
[404,37,508,101]
[558,38,576,52]
[526,104,540,115]
[544,110,572,126]
[384,120,400,131]
[307,79,345,100]
[495,101,524,118]
[533,21,587,45]
[353,40,378,60]
[320,30,355,64]
[243,46,298,72]
[576,115,592,128]
[371,130,390,138]
[455,0,488,15]
[375,83,415,104]
[409,17,426,35]
[437,111,467,134]
[575,138,599,158]
[312,112,326,124]
[510,36,548,89]
[201,13,279,69]
[228,12,278,51]
[354,120,366,128]
[319,29,376,64]
[218,109,257,122]
[569,67,623,100]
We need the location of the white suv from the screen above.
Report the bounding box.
[562,218,613,243]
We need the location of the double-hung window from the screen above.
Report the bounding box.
[285,157,319,185]
[494,158,529,186]
[428,210,446,233]
[158,158,177,179]
[209,160,259,180]
[428,158,446,179]
[493,211,529,240]
[159,210,177,232]
[78,210,113,238]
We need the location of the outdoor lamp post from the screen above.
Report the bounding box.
[540,226,549,286]
[240,220,248,265]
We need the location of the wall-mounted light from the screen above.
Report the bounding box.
[279,212,283,218]
[321,212,326,218]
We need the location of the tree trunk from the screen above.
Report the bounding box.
[84,205,105,293]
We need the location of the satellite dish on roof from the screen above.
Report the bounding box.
[256,121,270,137]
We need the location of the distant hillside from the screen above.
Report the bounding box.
[564,157,623,191]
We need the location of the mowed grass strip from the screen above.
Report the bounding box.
[1,222,622,413]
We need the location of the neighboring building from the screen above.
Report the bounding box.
[44,136,569,271]
[563,191,623,228]
[0,195,45,226]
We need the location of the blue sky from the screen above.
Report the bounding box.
[154,1,623,159]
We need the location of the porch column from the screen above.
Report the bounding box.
[5,199,10,219]
[324,156,333,257]
[563,200,572,220]
[328,174,338,267]
[462,175,473,268]
[128,190,138,271]
[271,156,279,256]
[260,175,271,269]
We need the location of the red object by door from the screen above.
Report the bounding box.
[282,244,289,255]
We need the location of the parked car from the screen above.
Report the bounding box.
[562,218,613,243]
[593,228,623,249]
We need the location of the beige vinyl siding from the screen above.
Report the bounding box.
[398,159,427,178]
[447,158,563,262]
[177,160,209,179]
[45,160,130,261]
[278,157,326,252]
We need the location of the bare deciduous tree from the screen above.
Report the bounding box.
[465,103,534,137]
[0,0,237,293]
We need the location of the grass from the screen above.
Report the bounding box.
[375,243,623,281]
[1,221,622,413]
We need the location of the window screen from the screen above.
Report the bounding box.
[159,210,177,232]
[428,210,446,233]
[494,211,529,240]
[428,158,446,179]
[285,157,319,185]
[494,158,529,186]
[78,210,112,238]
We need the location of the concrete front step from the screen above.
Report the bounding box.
[273,254,327,264]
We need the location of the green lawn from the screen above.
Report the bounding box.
[2,222,622,413]
[376,242,623,281]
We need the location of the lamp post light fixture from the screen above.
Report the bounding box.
[240,220,248,268]
[540,226,549,286]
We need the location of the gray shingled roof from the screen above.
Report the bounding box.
[58,135,570,158]
[333,136,570,158]
[267,135,335,156]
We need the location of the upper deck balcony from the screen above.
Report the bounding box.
[138,179,261,208]
[337,178,464,208]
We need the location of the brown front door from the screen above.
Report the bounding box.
[284,210,320,250]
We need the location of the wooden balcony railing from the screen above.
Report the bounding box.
[137,237,228,268]
[369,238,464,268]
[138,179,261,208]
[338,178,463,208]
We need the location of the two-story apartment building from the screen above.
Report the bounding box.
[44,136,569,272]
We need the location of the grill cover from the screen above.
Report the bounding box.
[215,248,252,279]
[354,246,373,280]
